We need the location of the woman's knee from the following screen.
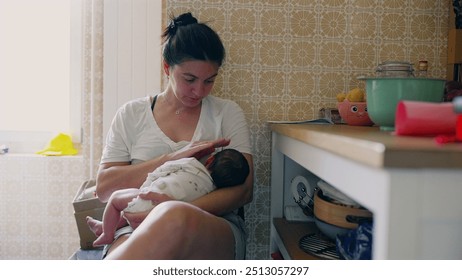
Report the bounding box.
[149,201,205,235]
[132,201,234,259]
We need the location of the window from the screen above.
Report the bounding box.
[0,0,81,153]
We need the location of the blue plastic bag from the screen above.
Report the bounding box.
[336,222,373,260]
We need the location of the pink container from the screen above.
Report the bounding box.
[395,101,458,136]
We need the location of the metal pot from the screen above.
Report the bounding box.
[314,217,351,240]
[313,190,373,229]
[313,190,373,240]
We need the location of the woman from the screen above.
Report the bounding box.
[95,12,254,260]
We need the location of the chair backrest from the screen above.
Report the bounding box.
[238,206,245,220]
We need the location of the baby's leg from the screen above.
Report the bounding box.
[92,188,140,246]
[124,196,155,213]
[124,182,167,213]
[86,216,103,236]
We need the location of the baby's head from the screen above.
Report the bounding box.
[205,149,249,188]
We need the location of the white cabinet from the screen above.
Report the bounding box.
[270,123,462,260]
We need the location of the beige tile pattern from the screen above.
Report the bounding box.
[166,0,450,259]
[0,155,84,259]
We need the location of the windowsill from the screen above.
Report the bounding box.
[0,140,82,156]
[0,153,83,158]
[0,144,83,157]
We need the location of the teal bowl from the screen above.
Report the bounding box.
[359,77,446,131]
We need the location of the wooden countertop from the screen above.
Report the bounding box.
[270,123,462,169]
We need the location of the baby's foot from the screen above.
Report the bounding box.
[86,216,103,236]
[92,232,114,247]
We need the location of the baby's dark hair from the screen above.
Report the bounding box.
[209,149,249,188]
[162,12,225,67]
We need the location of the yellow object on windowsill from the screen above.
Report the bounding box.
[36,133,78,156]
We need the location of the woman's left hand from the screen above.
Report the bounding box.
[169,138,230,161]
[192,138,230,160]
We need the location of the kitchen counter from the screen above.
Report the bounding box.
[270,123,462,259]
[270,123,462,169]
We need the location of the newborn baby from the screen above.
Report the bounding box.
[86,149,250,246]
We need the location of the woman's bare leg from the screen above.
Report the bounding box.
[104,201,235,260]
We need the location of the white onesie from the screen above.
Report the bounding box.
[123,157,214,213]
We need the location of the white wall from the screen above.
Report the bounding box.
[103,0,162,138]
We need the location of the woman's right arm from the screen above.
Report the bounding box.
[96,154,172,202]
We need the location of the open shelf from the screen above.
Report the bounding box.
[270,124,462,259]
[272,218,323,260]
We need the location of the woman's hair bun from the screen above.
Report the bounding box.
[162,12,225,66]
[174,12,198,26]
[167,12,198,36]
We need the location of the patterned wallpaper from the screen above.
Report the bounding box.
[166,0,451,260]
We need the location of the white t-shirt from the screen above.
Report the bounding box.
[101,95,252,164]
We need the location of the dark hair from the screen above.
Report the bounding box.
[162,12,225,67]
[209,149,249,188]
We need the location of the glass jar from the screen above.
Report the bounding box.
[417,60,428,77]
[375,61,414,77]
